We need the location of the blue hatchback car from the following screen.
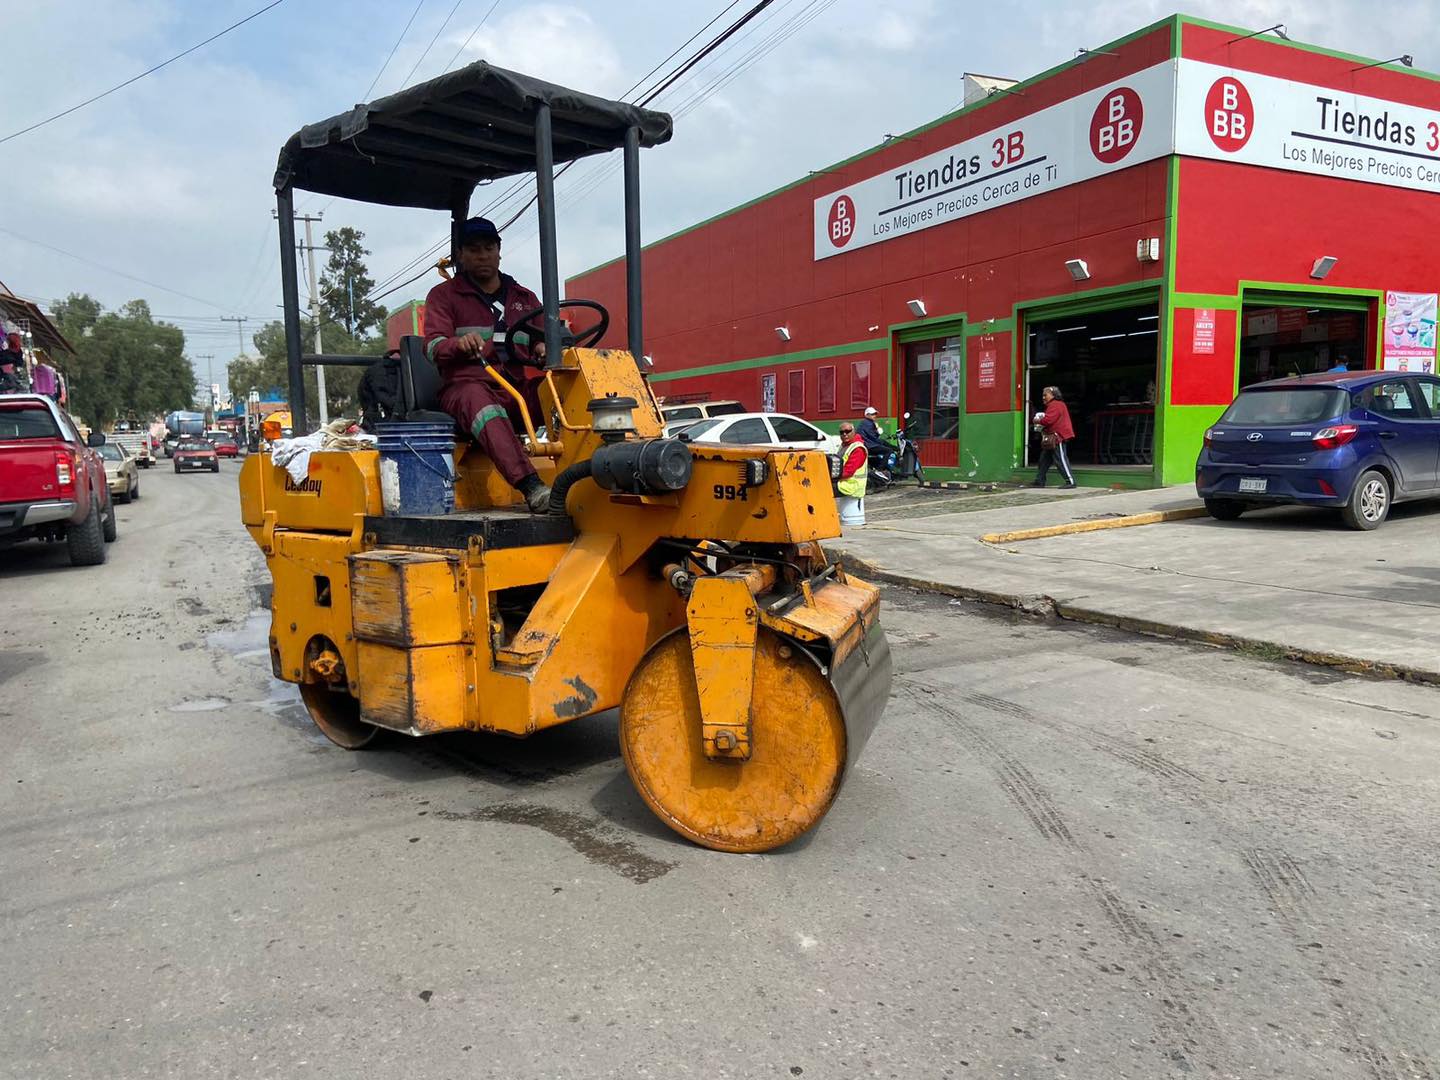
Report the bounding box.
[1196,371,1440,530]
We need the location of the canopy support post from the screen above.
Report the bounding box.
[275,185,307,433]
[623,125,644,367]
[533,102,562,369]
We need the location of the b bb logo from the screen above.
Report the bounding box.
[827,195,856,248]
[1090,87,1143,164]
[1205,77,1254,152]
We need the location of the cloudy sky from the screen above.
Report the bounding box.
[1,0,1432,382]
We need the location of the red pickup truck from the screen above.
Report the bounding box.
[0,394,117,566]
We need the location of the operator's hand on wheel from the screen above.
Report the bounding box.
[532,341,546,361]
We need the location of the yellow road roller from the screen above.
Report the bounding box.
[241,62,891,852]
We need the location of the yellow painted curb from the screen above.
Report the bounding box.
[980,506,1209,545]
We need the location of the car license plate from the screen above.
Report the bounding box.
[1239,477,1268,494]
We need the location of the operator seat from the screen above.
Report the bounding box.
[396,334,461,432]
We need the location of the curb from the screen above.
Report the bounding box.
[980,505,1208,544]
[836,550,1440,687]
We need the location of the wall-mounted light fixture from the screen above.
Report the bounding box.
[1065,258,1091,282]
[774,326,791,342]
[1227,23,1289,43]
[906,299,927,318]
[1310,255,1338,280]
[1135,238,1160,263]
[1352,54,1413,71]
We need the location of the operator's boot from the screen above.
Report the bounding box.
[518,475,553,514]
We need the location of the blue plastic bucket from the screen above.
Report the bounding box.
[376,421,456,516]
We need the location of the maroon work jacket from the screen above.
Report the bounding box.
[424,272,541,382]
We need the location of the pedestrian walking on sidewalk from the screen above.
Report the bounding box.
[1031,385,1076,489]
[835,422,869,525]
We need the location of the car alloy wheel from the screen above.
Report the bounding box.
[1359,476,1387,522]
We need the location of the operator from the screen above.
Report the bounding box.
[857,406,888,457]
[425,216,552,513]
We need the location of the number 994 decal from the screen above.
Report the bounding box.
[712,483,748,502]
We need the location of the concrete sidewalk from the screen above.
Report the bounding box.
[833,484,1440,682]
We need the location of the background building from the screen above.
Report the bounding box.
[568,15,1440,486]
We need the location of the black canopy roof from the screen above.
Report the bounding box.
[273,62,673,211]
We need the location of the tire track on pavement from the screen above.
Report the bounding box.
[1239,847,1436,1080]
[902,682,1222,1074]
[910,678,1435,1080]
[962,689,1204,784]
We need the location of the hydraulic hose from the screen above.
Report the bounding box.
[548,459,593,515]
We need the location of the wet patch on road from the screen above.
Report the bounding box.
[434,802,676,884]
[206,609,272,661]
[0,650,44,686]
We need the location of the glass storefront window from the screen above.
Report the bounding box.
[1239,305,1367,387]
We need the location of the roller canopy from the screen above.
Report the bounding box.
[273,61,673,210]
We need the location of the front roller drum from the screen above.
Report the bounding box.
[620,622,892,853]
[299,683,383,750]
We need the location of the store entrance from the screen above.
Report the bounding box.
[1238,302,1368,387]
[901,333,962,467]
[1025,302,1159,468]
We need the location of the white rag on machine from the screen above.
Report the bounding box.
[270,419,376,484]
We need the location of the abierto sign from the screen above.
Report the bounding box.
[812,62,1177,260]
[1175,60,1440,195]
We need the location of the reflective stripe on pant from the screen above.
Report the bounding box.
[438,374,541,488]
[1054,439,1074,484]
[1034,440,1075,485]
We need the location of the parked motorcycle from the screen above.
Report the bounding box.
[867,413,925,491]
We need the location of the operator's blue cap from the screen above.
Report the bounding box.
[458,216,501,246]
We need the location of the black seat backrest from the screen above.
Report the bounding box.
[399,334,444,415]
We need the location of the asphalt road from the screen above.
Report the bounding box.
[3,462,1439,1079]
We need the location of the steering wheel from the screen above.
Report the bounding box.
[504,300,609,366]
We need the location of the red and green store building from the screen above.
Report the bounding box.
[569,15,1440,487]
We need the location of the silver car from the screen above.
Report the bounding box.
[97,442,140,503]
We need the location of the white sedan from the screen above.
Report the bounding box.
[675,412,842,455]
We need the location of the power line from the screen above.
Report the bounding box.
[0,0,289,145]
[400,0,468,88]
[371,0,773,305]
[487,0,777,236]
[0,225,237,312]
[519,0,837,244]
[365,0,428,100]
[444,0,504,71]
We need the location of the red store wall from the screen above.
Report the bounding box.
[569,25,1175,418]
[1170,23,1440,405]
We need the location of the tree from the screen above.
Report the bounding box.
[50,294,196,427]
[319,227,388,337]
[230,316,384,421]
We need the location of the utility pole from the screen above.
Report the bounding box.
[195,354,215,425]
[273,208,330,425]
[221,315,248,358]
[299,212,327,425]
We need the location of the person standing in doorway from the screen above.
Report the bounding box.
[835,421,869,525]
[1031,385,1076,489]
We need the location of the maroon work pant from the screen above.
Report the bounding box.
[439,373,543,488]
